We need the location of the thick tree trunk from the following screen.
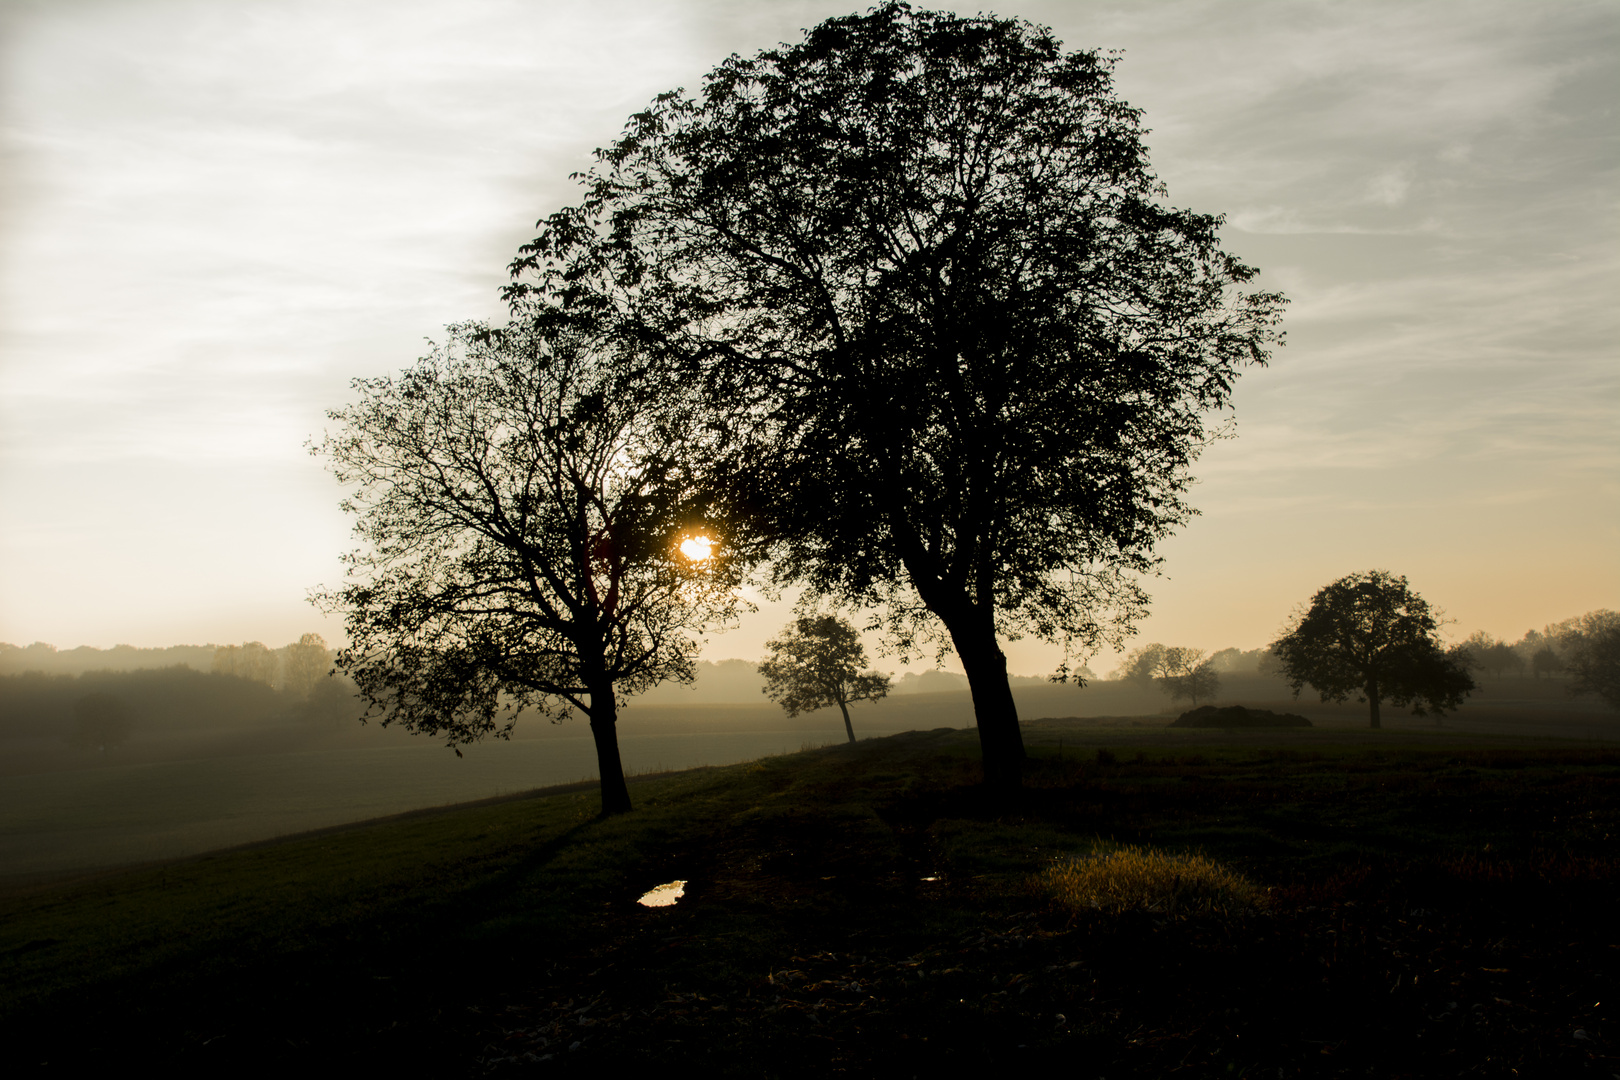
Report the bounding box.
[587,681,633,816]
[1367,675,1382,730]
[950,617,1026,790]
[836,695,856,744]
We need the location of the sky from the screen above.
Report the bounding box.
[1,0,1616,676]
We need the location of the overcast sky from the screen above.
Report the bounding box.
[1,0,1615,675]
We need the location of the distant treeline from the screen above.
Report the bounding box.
[3,607,1611,731]
[1108,612,1616,683]
[0,642,218,677]
[0,662,357,751]
[629,660,1084,704]
[1104,610,1618,711]
[1449,613,1617,680]
[0,634,335,694]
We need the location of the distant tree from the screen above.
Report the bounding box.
[313,321,749,816]
[1114,644,1167,689]
[1562,610,1620,711]
[1531,647,1563,680]
[509,5,1286,788]
[1270,571,1475,729]
[212,642,279,686]
[281,633,332,701]
[1157,647,1220,706]
[1208,647,1266,674]
[1487,642,1525,677]
[1456,631,1525,678]
[759,616,893,744]
[70,692,132,750]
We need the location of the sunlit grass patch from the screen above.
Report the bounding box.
[1040,844,1266,917]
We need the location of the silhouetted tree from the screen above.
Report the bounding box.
[1270,571,1474,729]
[508,5,1286,788]
[213,641,279,686]
[1561,610,1620,711]
[1114,643,1167,689]
[1208,647,1267,674]
[1456,631,1525,678]
[1157,647,1220,706]
[281,632,332,701]
[314,322,748,815]
[759,615,892,743]
[1531,646,1563,680]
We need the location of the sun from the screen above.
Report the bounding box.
[679,535,714,562]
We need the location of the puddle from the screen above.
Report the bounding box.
[637,880,687,907]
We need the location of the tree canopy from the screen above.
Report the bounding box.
[508,4,1286,787]
[282,632,332,701]
[313,322,747,814]
[1270,570,1474,729]
[1561,610,1620,711]
[1157,647,1220,706]
[759,615,893,744]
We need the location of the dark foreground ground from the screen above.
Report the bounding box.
[4,721,1618,1077]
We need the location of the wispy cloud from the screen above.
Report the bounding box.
[0,0,1613,651]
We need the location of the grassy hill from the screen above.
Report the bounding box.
[4,721,1618,1075]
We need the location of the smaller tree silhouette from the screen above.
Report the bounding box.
[1158,647,1220,706]
[1271,570,1474,729]
[212,642,279,686]
[1563,610,1620,711]
[760,616,892,744]
[1456,631,1525,678]
[1114,643,1166,689]
[281,632,332,702]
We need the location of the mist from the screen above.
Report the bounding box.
[6,607,1614,884]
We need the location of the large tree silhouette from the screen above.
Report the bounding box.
[314,322,746,815]
[1270,570,1474,729]
[509,5,1285,787]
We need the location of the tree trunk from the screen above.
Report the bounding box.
[1367,674,1382,730]
[587,681,633,816]
[949,616,1026,790]
[836,694,856,744]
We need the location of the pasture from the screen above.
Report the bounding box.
[2,674,1611,884]
[3,711,1618,1075]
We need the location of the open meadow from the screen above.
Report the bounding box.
[3,673,1607,883]
[3,702,1618,1076]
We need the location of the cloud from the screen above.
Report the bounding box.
[1,0,1615,651]
[1364,167,1412,208]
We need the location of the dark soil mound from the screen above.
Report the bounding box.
[1171,705,1312,728]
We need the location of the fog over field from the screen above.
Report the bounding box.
[4,628,1614,881]
[1,0,1616,878]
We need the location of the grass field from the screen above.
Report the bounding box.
[5,673,1607,884]
[3,717,1618,1075]
[0,726,844,880]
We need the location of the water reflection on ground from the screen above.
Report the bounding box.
[638,880,687,907]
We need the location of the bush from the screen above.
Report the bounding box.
[1170,705,1311,728]
[1041,846,1265,916]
